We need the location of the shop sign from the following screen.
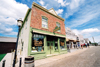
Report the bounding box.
[34,40,43,46]
[53,26,60,33]
[60,42,64,46]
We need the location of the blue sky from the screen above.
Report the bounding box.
[0,0,100,42]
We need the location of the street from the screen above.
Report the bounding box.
[36,46,100,67]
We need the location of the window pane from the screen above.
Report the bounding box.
[42,17,48,28]
[32,34,44,52]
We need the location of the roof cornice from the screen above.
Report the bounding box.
[32,2,65,21]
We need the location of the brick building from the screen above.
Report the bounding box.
[17,2,67,61]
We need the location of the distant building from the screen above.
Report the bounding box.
[78,34,84,45]
[65,27,79,49]
[0,36,16,54]
[98,42,100,45]
[84,38,89,43]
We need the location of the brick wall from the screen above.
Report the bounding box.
[30,7,66,35]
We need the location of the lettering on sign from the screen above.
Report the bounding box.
[53,26,60,33]
[60,42,64,46]
[34,40,43,46]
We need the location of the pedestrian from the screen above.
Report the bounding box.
[85,43,87,48]
[81,44,83,49]
[87,43,89,48]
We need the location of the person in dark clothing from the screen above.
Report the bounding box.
[87,43,89,48]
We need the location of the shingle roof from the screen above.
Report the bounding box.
[0,36,17,42]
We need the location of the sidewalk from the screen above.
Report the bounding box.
[35,46,94,67]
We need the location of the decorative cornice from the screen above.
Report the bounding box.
[32,2,65,21]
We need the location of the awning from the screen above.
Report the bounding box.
[66,38,69,41]
[76,40,80,42]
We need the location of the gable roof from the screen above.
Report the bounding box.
[48,8,57,16]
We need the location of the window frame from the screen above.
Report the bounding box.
[56,22,61,32]
[42,16,48,29]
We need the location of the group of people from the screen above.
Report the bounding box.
[81,43,90,49]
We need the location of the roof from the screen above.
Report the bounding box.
[32,2,65,21]
[0,36,17,42]
[48,8,57,16]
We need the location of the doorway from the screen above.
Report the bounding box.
[47,41,54,54]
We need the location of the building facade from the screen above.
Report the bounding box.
[65,27,78,49]
[17,2,67,61]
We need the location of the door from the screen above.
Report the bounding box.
[47,41,53,54]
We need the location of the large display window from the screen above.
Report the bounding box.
[60,38,66,50]
[31,33,44,52]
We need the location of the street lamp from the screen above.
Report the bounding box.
[13,18,23,67]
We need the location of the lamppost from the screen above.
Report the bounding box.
[12,18,23,67]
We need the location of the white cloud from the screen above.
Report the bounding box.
[0,0,29,35]
[81,28,100,33]
[38,0,44,6]
[72,28,100,42]
[56,9,63,14]
[55,0,70,6]
[65,0,84,18]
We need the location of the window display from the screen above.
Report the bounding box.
[32,34,44,52]
[55,41,58,51]
[60,39,65,50]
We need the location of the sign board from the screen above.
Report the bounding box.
[34,40,43,46]
[53,26,60,33]
[60,42,64,46]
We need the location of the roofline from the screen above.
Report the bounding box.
[32,2,65,21]
[19,8,31,32]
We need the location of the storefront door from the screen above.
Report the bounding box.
[47,41,53,54]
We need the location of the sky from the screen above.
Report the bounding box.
[0,0,100,43]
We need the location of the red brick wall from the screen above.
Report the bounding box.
[30,7,66,35]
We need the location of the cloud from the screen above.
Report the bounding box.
[38,0,48,8]
[55,0,70,6]
[65,0,100,28]
[72,28,100,42]
[38,0,44,6]
[56,9,63,15]
[81,28,100,33]
[0,0,29,35]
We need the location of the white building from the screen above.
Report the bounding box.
[66,27,78,49]
[78,34,84,45]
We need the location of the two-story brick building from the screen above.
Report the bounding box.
[17,2,67,61]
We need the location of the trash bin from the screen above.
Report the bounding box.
[24,56,34,67]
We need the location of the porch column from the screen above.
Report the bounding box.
[44,35,47,52]
[58,38,60,53]
[64,38,67,50]
[28,30,32,56]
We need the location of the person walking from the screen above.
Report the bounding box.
[87,43,89,48]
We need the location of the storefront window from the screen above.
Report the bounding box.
[60,39,65,50]
[54,41,58,51]
[31,34,44,52]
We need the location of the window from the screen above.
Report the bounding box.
[54,41,58,51]
[42,16,48,28]
[60,38,66,50]
[56,22,60,32]
[31,34,44,52]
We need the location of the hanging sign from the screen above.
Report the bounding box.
[53,26,61,33]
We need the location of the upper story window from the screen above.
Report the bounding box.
[56,22,60,32]
[42,16,48,28]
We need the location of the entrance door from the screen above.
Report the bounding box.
[47,41,53,54]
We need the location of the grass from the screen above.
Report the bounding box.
[0,54,6,61]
